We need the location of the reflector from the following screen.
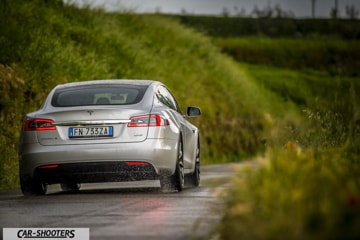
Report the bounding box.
[126,161,148,165]
[39,164,59,169]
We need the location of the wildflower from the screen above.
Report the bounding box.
[287,141,295,151]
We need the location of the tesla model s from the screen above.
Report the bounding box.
[18,80,201,195]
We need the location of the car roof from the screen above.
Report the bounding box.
[54,79,161,90]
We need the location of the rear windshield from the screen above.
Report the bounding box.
[51,84,148,107]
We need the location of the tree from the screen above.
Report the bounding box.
[311,0,316,18]
[345,5,359,19]
[251,4,273,18]
[233,6,247,17]
[330,0,339,18]
[274,4,294,18]
[251,4,294,18]
[221,7,230,17]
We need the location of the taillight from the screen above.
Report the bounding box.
[39,164,59,169]
[24,119,56,131]
[127,114,169,127]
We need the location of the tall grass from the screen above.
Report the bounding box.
[219,148,360,240]
[0,64,27,188]
[240,63,359,148]
[217,63,360,239]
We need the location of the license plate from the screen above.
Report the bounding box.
[69,126,113,138]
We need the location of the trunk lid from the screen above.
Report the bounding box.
[34,106,150,146]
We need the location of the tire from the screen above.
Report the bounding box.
[186,138,200,187]
[160,138,184,192]
[60,183,81,192]
[20,177,47,196]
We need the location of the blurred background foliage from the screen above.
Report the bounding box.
[1,0,360,238]
[175,15,360,39]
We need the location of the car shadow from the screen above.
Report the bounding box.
[49,186,164,195]
[45,181,194,196]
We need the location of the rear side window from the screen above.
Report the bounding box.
[51,84,148,107]
[155,86,181,113]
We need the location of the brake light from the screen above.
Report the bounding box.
[39,164,59,169]
[24,119,56,131]
[127,114,169,127]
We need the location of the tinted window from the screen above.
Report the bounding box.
[52,84,148,107]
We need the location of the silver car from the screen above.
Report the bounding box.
[18,80,201,195]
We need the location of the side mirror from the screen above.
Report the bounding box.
[186,106,201,117]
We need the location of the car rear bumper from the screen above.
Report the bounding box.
[33,161,158,184]
[19,138,178,183]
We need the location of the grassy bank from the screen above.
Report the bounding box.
[214,36,360,238]
[217,63,360,239]
[219,148,360,240]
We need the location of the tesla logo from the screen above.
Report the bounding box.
[87,110,94,116]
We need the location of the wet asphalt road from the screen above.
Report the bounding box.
[0,164,239,240]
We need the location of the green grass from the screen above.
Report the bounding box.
[217,63,360,239]
[219,148,360,240]
[240,63,359,148]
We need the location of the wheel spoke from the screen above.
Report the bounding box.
[178,141,185,188]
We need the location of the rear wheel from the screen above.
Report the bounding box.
[160,138,184,192]
[20,178,47,196]
[186,138,200,187]
[60,183,81,192]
